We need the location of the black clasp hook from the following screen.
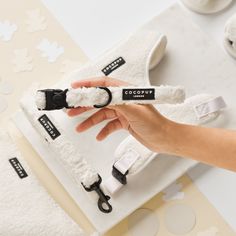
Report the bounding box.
[82,175,112,213]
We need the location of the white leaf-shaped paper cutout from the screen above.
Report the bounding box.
[26,9,47,32]
[12,48,33,72]
[37,38,64,63]
[0,97,8,113]
[0,20,17,41]
[162,182,185,202]
[60,59,82,74]
[0,79,14,95]
[197,227,219,236]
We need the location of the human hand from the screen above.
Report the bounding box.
[67,78,236,172]
[67,77,174,153]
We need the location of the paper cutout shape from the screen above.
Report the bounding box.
[26,9,47,32]
[37,38,64,63]
[0,97,8,113]
[60,59,82,74]
[12,48,33,72]
[164,204,196,235]
[0,20,17,41]
[128,208,159,236]
[0,79,14,95]
[90,232,100,236]
[197,227,219,236]
[162,181,185,201]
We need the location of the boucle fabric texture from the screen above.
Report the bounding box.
[21,87,99,188]
[0,130,85,236]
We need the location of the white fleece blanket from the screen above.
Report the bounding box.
[0,130,85,236]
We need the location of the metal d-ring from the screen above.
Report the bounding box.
[93,87,112,108]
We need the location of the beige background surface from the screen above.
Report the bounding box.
[0,0,235,235]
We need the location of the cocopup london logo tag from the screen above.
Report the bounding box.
[122,88,155,100]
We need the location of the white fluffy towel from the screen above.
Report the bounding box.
[0,130,85,236]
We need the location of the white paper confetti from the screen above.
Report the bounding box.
[162,181,185,202]
[0,79,14,95]
[12,48,33,72]
[37,38,64,63]
[128,208,159,236]
[26,9,47,32]
[164,204,196,235]
[0,97,8,113]
[60,59,82,74]
[90,232,100,236]
[0,20,17,41]
[197,227,219,236]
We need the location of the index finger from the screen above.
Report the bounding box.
[71,77,129,88]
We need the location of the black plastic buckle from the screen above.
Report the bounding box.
[82,175,112,214]
[39,87,112,110]
[112,165,128,185]
[38,89,69,110]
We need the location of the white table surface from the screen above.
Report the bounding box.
[41,0,236,232]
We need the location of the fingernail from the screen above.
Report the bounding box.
[76,126,82,132]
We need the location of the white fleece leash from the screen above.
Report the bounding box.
[21,93,112,213]
[36,85,185,110]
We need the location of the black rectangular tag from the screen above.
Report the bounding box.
[122,88,155,100]
[9,158,28,179]
[38,114,61,140]
[102,57,125,76]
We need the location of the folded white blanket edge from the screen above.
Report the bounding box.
[0,130,85,236]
